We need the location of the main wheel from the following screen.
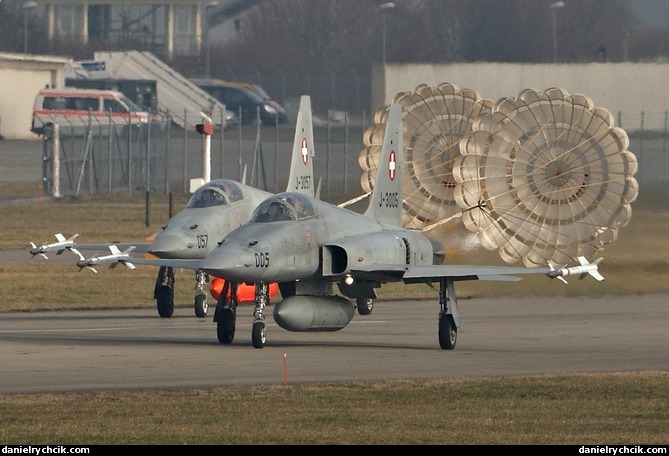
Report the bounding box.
[216,308,236,344]
[252,320,266,349]
[356,298,374,315]
[438,313,457,350]
[156,285,174,318]
[194,293,208,318]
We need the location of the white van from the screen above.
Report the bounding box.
[31,87,153,135]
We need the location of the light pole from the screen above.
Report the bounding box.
[379,2,395,64]
[22,1,37,54]
[551,1,564,63]
[204,1,219,78]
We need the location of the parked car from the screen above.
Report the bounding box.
[31,87,153,136]
[191,79,288,126]
[65,77,158,114]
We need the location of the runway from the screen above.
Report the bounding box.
[1,293,667,394]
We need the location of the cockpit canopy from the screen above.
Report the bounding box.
[251,193,314,223]
[187,180,243,208]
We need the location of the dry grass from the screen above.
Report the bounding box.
[1,183,668,312]
[1,372,667,444]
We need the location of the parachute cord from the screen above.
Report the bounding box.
[421,212,463,232]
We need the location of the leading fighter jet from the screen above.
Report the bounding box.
[193,103,605,349]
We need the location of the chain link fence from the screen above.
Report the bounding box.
[37,109,668,202]
[38,109,371,202]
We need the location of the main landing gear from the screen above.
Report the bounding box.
[356,298,374,315]
[214,280,238,344]
[155,266,175,318]
[438,278,459,350]
[154,266,211,319]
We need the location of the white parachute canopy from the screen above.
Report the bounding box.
[359,82,494,229]
[452,87,639,268]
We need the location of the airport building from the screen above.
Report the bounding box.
[29,0,237,60]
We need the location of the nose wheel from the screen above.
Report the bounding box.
[251,282,270,348]
[193,270,209,318]
[194,293,208,318]
[252,320,266,348]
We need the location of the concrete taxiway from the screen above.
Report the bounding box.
[1,293,667,394]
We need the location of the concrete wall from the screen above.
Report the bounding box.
[374,62,669,131]
[0,53,71,140]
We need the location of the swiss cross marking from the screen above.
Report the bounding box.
[388,150,396,181]
[301,138,309,165]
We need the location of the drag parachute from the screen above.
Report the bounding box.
[452,87,639,268]
[359,83,494,229]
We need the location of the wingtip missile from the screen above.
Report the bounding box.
[29,242,49,260]
[72,248,98,273]
[29,233,80,259]
[75,244,137,273]
[547,256,605,283]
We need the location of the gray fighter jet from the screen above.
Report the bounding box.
[188,104,604,348]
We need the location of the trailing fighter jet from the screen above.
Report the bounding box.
[30,95,317,319]
[140,95,315,318]
[143,103,604,349]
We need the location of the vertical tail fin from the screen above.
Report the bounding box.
[286,95,315,197]
[363,103,403,226]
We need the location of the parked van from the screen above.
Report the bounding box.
[31,87,153,136]
[191,79,288,126]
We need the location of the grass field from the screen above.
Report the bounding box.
[1,372,667,445]
[1,184,668,312]
[1,182,668,445]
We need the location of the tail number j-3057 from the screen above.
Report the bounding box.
[255,252,270,267]
[294,175,312,191]
[378,192,399,208]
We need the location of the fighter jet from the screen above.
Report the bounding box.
[31,95,317,319]
[193,103,605,349]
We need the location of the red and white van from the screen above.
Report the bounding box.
[31,87,153,135]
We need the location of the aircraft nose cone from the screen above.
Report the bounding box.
[199,247,252,280]
[148,232,192,258]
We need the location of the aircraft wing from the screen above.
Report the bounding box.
[29,233,152,259]
[70,242,152,254]
[401,264,549,283]
[123,257,203,270]
[352,258,603,284]
[68,248,203,273]
[350,263,532,283]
